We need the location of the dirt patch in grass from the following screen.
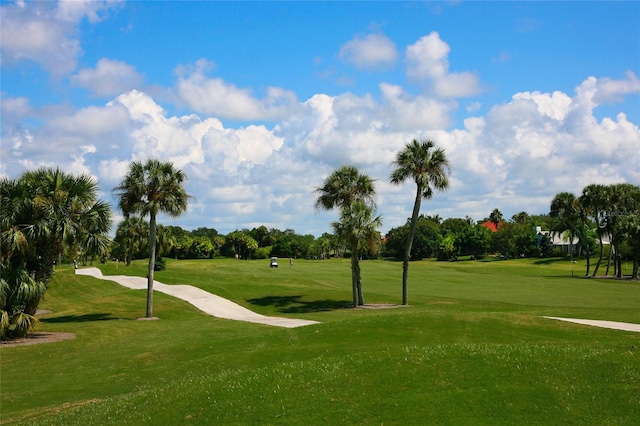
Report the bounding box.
[0,332,76,347]
[354,304,405,309]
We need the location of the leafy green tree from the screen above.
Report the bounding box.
[384,217,442,260]
[186,236,214,259]
[223,230,259,259]
[390,139,450,305]
[438,235,457,261]
[1,168,111,339]
[332,200,382,306]
[251,226,273,248]
[114,159,190,318]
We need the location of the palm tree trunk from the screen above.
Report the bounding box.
[402,185,423,305]
[146,213,157,318]
[592,233,604,276]
[350,251,359,307]
[615,243,622,278]
[585,251,590,276]
[605,238,613,275]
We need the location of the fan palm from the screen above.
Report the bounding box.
[332,201,382,306]
[1,168,111,339]
[114,159,190,318]
[390,139,450,305]
[315,166,378,306]
[580,184,608,276]
[314,165,376,212]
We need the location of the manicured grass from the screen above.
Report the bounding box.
[1,258,639,425]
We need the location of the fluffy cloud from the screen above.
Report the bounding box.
[424,74,640,220]
[0,0,121,75]
[406,32,450,80]
[0,96,31,125]
[174,59,298,121]
[1,68,637,235]
[278,84,452,168]
[71,58,144,97]
[339,33,398,70]
[405,32,481,98]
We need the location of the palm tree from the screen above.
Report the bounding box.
[489,208,503,229]
[550,191,592,274]
[332,200,383,306]
[114,159,190,318]
[606,183,640,278]
[314,166,377,306]
[314,165,376,212]
[580,184,608,276]
[114,216,149,265]
[390,139,450,305]
[1,168,111,339]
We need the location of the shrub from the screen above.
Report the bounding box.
[253,246,272,259]
[154,257,167,271]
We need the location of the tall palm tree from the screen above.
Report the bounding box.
[332,200,382,306]
[314,166,377,306]
[114,159,190,318]
[580,184,608,276]
[390,139,450,305]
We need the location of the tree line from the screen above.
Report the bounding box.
[3,143,639,340]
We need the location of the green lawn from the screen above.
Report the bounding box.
[1,257,639,425]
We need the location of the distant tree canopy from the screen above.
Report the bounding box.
[383,212,553,261]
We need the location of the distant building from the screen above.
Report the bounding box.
[534,226,609,256]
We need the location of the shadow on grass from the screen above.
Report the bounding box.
[41,313,119,323]
[533,258,574,265]
[247,295,352,313]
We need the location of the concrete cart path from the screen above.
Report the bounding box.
[76,268,320,328]
[543,317,640,333]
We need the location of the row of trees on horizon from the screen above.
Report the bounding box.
[2,141,639,340]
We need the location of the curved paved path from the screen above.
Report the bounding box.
[76,268,320,328]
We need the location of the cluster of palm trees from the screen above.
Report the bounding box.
[1,159,191,340]
[550,183,640,278]
[315,139,451,306]
[1,168,112,339]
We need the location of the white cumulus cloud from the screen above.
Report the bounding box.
[405,32,481,98]
[71,58,144,97]
[339,33,398,70]
[0,0,122,75]
[174,59,298,120]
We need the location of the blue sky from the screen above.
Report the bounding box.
[2,0,639,236]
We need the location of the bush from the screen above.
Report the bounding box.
[253,246,272,259]
[154,257,166,271]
